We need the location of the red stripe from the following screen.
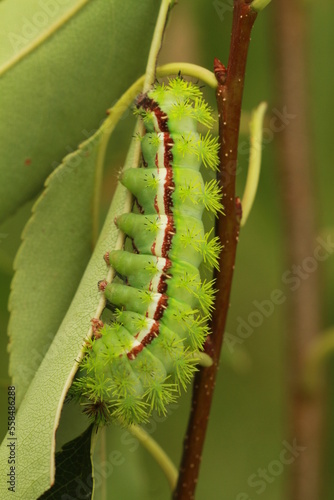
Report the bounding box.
[161,216,175,257]
[152,294,168,321]
[136,95,169,133]
[126,321,160,360]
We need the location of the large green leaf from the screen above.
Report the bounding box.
[0,199,35,276]
[0,134,133,499]
[8,130,101,407]
[0,0,160,222]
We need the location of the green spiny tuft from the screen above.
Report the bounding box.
[145,381,178,415]
[72,374,111,402]
[173,350,198,392]
[133,315,151,331]
[200,230,223,270]
[112,396,150,425]
[80,352,102,374]
[169,100,194,122]
[167,77,203,100]
[179,226,203,251]
[113,308,124,323]
[144,216,161,233]
[111,365,137,399]
[145,173,159,190]
[195,279,217,316]
[147,132,161,148]
[178,180,202,204]
[139,289,156,306]
[149,82,167,103]
[137,108,154,128]
[192,98,215,129]
[175,271,199,293]
[133,106,146,119]
[110,320,123,333]
[175,133,197,158]
[134,131,144,142]
[134,356,161,387]
[200,179,224,217]
[184,314,210,350]
[158,333,184,358]
[172,306,199,325]
[196,132,220,170]
[144,259,160,276]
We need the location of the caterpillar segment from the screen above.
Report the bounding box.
[73,77,223,425]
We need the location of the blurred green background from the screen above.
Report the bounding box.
[0,1,333,499]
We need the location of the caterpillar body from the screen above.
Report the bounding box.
[73,78,223,425]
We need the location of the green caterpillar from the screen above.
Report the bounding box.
[72,77,223,425]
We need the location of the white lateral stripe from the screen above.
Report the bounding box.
[136,318,156,343]
[152,113,162,133]
[150,257,167,291]
[156,257,167,272]
[129,339,141,351]
[157,133,165,168]
[150,271,164,292]
[147,293,162,318]
[154,216,168,256]
[156,168,167,215]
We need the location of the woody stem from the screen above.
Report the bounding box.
[172,2,257,499]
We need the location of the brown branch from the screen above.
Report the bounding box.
[273,2,325,499]
[172,2,257,499]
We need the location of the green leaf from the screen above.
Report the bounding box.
[38,425,95,500]
[0,0,160,222]
[0,199,35,276]
[8,130,101,407]
[0,135,133,499]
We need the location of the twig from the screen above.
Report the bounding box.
[172,2,257,498]
[273,2,325,499]
[241,101,267,226]
[128,424,178,491]
[143,0,174,91]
